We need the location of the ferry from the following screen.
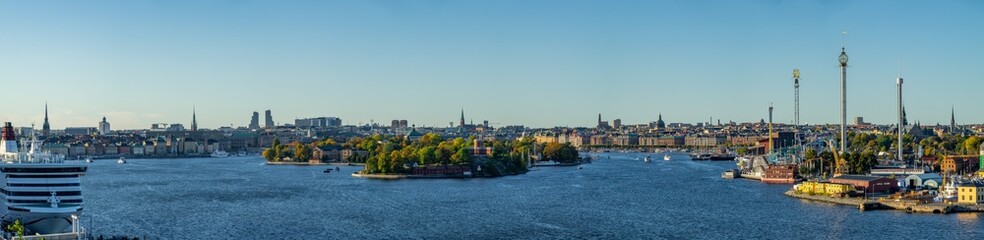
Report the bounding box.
[210,150,230,158]
[0,122,88,234]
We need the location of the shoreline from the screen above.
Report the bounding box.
[782,190,984,214]
[265,161,328,166]
[352,171,527,180]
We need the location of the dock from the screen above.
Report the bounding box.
[783,190,981,214]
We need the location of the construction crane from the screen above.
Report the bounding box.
[825,139,847,177]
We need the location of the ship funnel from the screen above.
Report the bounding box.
[1,122,17,153]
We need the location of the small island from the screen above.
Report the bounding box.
[350,133,542,179]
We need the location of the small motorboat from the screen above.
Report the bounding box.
[644,156,652,163]
[324,168,333,173]
[663,154,671,161]
[117,157,126,164]
[86,157,93,163]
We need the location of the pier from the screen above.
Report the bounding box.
[783,190,984,214]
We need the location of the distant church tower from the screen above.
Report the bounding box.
[459,109,466,128]
[42,103,50,137]
[950,106,957,133]
[191,107,198,131]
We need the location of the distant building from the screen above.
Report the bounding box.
[855,117,865,126]
[941,155,979,175]
[613,119,622,129]
[829,175,898,193]
[249,112,260,129]
[98,116,111,134]
[294,117,342,128]
[64,127,96,136]
[264,110,274,128]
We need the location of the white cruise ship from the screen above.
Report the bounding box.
[0,122,87,234]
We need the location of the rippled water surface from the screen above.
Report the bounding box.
[81,153,984,239]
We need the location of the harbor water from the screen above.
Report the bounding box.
[83,153,983,239]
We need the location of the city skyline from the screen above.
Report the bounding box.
[1,1,983,129]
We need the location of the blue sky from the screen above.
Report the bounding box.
[1,1,982,129]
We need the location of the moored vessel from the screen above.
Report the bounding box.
[0,122,88,234]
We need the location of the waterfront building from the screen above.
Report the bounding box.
[249,112,261,129]
[829,175,898,193]
[265,110,274,128]
[589,134,610,145]
[612,133,639,146]
[957,181,984,204]
[313,145,342,161]
[98,116,111,135]
[658,136,684,147]
[903,173,942,189]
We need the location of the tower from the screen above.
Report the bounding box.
[838,31,849,153]
[42,103,50,137]
[793,68,800,127]
[191,106,198,131]
[98,116,111,135]
[897,65,904,162]
[950,106,956,133]
[264,110,274,128]
[768,104,774,155]
[460,109,466,128]
[249,112,260,129]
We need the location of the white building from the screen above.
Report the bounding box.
[98,117,111,135]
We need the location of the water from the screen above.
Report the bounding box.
[81,153,983,239]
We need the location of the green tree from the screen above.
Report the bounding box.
[417,146,437,165]
[262,148,277,162]
[452,147,471,165]
[963,136,982,155]
[5,219,24,240]
[293,144,312,162]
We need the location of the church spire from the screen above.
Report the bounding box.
[192,106,198,131]
[951,105,956,132]
[459,109,465,128]
[42,102,51,137]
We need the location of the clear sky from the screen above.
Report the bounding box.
[1,1,982,130]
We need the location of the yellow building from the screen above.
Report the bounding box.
[957,181,984,204]
[796,181,852,196]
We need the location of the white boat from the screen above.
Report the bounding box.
[663,154,671,161]
[0,123,87,234]
[644,156,652,163]
[117,157,126,164]
[210,150,229,158]
[85,157,92,163]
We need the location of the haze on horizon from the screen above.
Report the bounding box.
[1,1,982,130]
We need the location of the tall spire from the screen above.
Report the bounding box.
[42,102,51,137]
[192,106,198,131]
[459,109,465,128]
[951,105,956,132]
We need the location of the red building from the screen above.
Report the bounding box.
[830,175,898,193]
